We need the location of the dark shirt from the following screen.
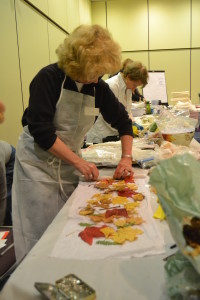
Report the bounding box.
[132,88,144,102]
[22,63,133,150]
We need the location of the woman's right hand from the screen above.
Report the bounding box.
[73,158,99,181]
[49,137,99,181]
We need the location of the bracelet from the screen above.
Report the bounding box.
[121,154,133,159]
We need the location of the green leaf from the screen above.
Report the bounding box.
[96,240,119,246]
[117,223,133,229]
[79,223,94,227]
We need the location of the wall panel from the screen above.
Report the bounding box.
[0,0,23,146]
[121,52,149,70]
[149,0,190,50]
[191,49,200,104]
[48,0,68,31]
[91,1,106,27]
[107,0,148,51]
[66,0,80,33]
[27,0,48,14]
[48,23,68,63]
[192,0,200,47]
[16,0,50,109]
[150,50,190,104]
[79,0,92,25]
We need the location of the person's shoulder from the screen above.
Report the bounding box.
[0,140,11,148]
[0,141,12,157]
[31,63,65,86]
[105,74,120,92]
[96,78,112,92]
[37,63,64,79]
[105,73,119,84]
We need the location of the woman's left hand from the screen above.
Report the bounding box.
[113,157,133,179]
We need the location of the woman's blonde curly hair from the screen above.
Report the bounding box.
[56,24,122,82]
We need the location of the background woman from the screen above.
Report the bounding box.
[86,59,148,143]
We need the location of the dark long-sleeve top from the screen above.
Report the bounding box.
[132,88,144,102]
[22,63,133,150]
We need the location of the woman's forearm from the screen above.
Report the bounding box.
[120,135,133,157]
[48,137,99,180]
[48,137,81,166]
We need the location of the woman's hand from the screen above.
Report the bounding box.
[49,137,99,181]
[74,158,99,181]
[113,157,133,179]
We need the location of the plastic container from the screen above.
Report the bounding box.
[146,101,151,114]
[161,130,195,146]
[131,107,145,117]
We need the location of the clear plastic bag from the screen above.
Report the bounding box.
[164,251,200,300]
[150,153,200,272]
[150,154,200,299]
[156,109,197,134]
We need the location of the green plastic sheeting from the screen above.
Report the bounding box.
[149,153,200,273]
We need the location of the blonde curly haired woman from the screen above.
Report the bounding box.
[12,24,134,261]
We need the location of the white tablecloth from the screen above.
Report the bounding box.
[0,168,176,300]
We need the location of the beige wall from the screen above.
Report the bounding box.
[92,0,200,105]
[0,0,91,147]
[2,0,200,146]
[0,0,23,146]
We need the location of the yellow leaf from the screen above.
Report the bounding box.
[114,219,126,227]
[133,193,144,201]
[112,196,129,205]
[127,216,144,225]
[153,204,166,220]
[100,227,115,238]
[127,183,138,190]
[125,202,139,210]
[79,209,93,215]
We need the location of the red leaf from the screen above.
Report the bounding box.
[105,208,128,218]
[79,226,106,245]
[118,188,138,197]
[124,175,135,183]
[118,188,134,197]
[84,226,105,238]
[79,231,93,245]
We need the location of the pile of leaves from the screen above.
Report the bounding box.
[78,175,145,246]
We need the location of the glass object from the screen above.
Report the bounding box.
[145,101,151,114]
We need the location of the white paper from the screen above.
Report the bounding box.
[51,178,165,260]
[143,71,168,104]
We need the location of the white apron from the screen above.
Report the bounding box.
[86,113,119,143]
[86,75,132,144]
[12,81,98,262]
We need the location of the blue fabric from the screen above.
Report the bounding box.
[132,122,144,131]
[194,131,200,144]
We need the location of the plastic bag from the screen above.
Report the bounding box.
[156,109,197,134]
[164,251,200,299]
[150,153,200,273]
[149,154,200,298]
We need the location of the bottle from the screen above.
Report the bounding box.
[146,100,151,114]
